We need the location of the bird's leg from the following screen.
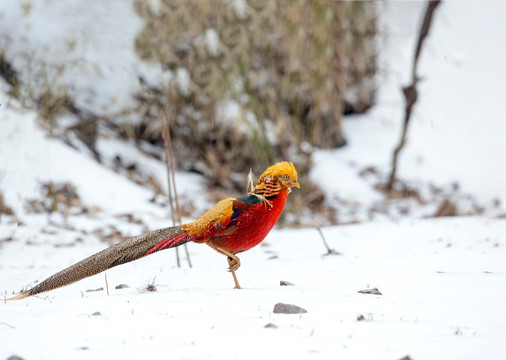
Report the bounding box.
[229,267,241,290]
[216,247,242,289]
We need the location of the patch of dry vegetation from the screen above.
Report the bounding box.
[131,0,377,187]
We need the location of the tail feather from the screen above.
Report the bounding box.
[145,233,190,255]
[8,225,189,300]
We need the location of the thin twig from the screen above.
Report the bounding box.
[105,273,109,296]
[160,106,192,268]
[164,110,192,268]
[0,322,15,329]
[160,113,176,222]
[316,227,341,256]
[160,110,180,266]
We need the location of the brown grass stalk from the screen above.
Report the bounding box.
[160,108,192,268]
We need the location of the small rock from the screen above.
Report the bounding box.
[115,284,129,289]
[280,280,294,286]
[264,323,278,329]
[86,287,104,293]
[273,303,307,314]
[8,356,25,360]
[358,287,382,295]
[91,311,101,316]
[356,315,365,321]
[399,356,413,360]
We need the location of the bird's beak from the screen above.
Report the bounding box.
[291,179,300,189]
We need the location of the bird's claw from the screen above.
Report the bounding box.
[227,256,241,272]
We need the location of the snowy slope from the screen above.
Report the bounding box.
[402,1,506,203]
[1,1,505,209]
[0,0,147,116]
[312,1,506,214]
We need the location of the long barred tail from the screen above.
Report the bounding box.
[8,226,190,300]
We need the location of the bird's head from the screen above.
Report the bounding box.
[255,161,300,194]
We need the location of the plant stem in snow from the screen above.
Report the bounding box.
[161,108,192,268]
[317,227,341,256]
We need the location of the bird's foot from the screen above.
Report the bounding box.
[215,247,242,288]
[227,256,241,272]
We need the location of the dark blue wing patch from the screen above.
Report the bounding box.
[230,211,240,221]
[236,195,262,205]
[230,195,261,221]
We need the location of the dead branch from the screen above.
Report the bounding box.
[386,1,442,190]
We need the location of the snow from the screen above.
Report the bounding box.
[175,68,193,97]
[95,134,208,216]
[231,0,248,21]
[379,1,506,204]
[0,111,167,217]
[312,0,506,215]
[0,0,150,116]
[204,29,221,57]
[1,1,506,360]
[2,218,506,360]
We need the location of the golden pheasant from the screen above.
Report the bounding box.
[8,161,299,300]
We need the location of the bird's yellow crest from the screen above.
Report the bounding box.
[255,161,300,191]
[259,161,298,180]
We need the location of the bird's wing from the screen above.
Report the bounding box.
[203,194,277,254]
[229,194,266,222]
[182,197,235,240]
[182,195,265,241]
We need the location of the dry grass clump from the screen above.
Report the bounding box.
[131,0,377,194]
[0,192,15,217]
[25,182,84,216]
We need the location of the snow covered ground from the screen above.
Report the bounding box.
[1,1,506,360]
[2,218,506,360]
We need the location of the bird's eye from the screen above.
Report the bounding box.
[284,174,289,180]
